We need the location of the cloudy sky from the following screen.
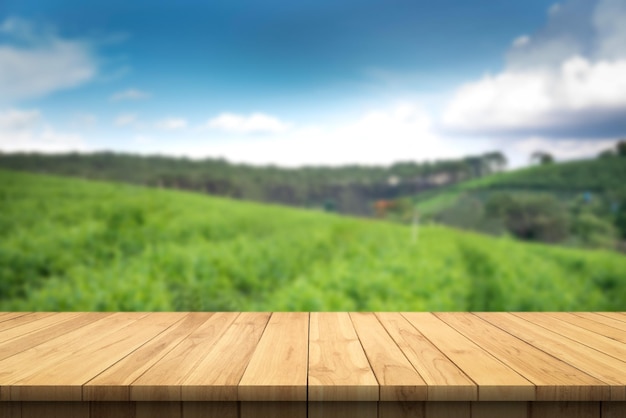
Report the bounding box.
[0,0,625,167]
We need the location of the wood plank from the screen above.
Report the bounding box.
[530,402,600,418]
[85,313,211,401]
[478,313,626,401]
[181,312,271,401]
[21,402,89,418]
[379,402,425,418]
[436,313,607,401]
[90,402,136,418]
[241,402,306,418]
[514,312,626,362]
[11,313,183,401]
[0,313,108,362]
[602,402,626,418]
[0,313,34,325]
[350,312,426,401]
[239,312,308,401]
[0,313,55,333]
[556,313,626,343]
[470,402,528,418]
[402,313,534,401]
[425,401,470,418]
[308,402,377,418]
[376,313,476,401]
[0,402,20,418]
[308,312,378,402]
[574,312,626,332]
[130,312,238,401]
[0,313,81,346]
[0,313,134,400]
[594,312,626,325]
[135,402,181,418]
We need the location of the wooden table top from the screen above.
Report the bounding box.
[0,312,625,403]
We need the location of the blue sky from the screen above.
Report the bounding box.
[1,0,625,167]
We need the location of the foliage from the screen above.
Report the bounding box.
[485,193,569,243]
[1,169,626,311]
[0,151,507,216]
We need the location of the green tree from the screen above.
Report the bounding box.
[531,151,554,165]
[617,140,626,157]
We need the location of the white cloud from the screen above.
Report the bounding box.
[156,117,187,130]
[151,103,488,166]
[0,17,97,103]
[110,88,150,102]
[114,113,138,127]
[206,112,291,134]
[512,35,530,48]
[0,108,86,152]
[442,0,626,139]
[504,136,619,167]
[442,57,626,136]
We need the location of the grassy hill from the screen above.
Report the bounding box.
[406,157,626,250]
[415,156,626,213]
[2,169,626,311]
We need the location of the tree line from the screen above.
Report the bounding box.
[0,151,507,215]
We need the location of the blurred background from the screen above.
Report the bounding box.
[1,0,625,311]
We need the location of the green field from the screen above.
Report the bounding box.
[415,157,626,215]
[2,169,626,311]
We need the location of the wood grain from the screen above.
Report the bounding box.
[85,313,209,401]
[11,313,181,401]
[437,312,607,401]
[0,313,108,362]
[308,312,378,401]
[514,312,626,362]
[0,311,623,412]
[131,312,237,401]
[350,312,426,401]
[376,313,476,401]
[402,313,534,401]
[181,312,271,401]
[479,312,626,401]
[239,313,308,401]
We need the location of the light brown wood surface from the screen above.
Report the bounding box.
[478,312,626,401]
[402,313,534,401]
[376,313,476,401]
[436,312,607,400]
[131,312,237,401]
[350,312,427,401]
[308,312,378,401]
[0,312,624,409]
[239,313,308,401]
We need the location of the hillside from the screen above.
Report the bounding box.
[406,155,626,251]
[0,151,506,215]
[2,169,626,311]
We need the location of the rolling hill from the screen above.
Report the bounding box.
[1,169,625,311]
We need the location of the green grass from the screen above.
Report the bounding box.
[415,157,626,216]
[2,169,626,311]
